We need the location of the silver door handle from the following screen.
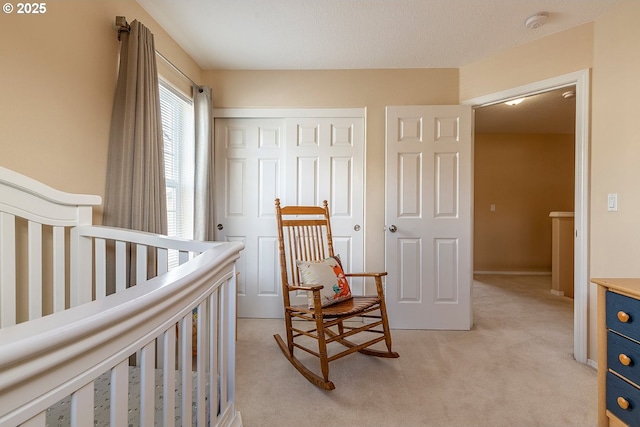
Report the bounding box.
[354,224,361,231]
[388,225,397,233]
[217,224,224,230]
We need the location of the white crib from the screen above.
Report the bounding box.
[0,167,244,427]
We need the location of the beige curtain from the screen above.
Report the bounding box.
[193,85,215,241]
[103,20,167,235]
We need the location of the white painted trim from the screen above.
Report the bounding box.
[213,107,366,118]
[0,166,102,207]
[463,69,590,365]
[474,271,551,276]
[462,70,586,107]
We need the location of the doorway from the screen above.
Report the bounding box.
[473,86,576,275]
[463,69,590,364]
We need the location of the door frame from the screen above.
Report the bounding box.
[213,108,366,119]
[462,69,590,365]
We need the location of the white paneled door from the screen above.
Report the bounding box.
[215,112,364,318]
[385,105,473,330]
[214,118,285,318]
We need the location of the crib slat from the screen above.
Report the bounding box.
[162,326,176,424]
[0,212,16,327]
[209,290,220,420]
[136,244,147,286]
[115,240,126,292]
[157,247,168,275]
[178,250,189,265]
[52,226,66,312]
[220,282,229,413]
[94,238,107,299]
[70,226,93,307]
[28,221,42,320]
[196,302,207,425]
[110,361,128,427]
[70,382,94,427]
[140,342,155,427]
[229,272,238,406]
[222,273,237,412]
[180,315,193,426]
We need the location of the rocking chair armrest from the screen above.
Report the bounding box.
[344,272,388,278]
[344,272,387,297]
[287,284,323,292]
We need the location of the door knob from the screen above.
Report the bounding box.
[388,225,397,233]
[217,224,224,230]
[354,224,361,231]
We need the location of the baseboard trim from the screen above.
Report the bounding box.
[474,271,552,276]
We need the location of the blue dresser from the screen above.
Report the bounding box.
[594,278,640,427]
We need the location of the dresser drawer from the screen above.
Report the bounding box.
[608,291,640,342]
[607,371,640,427]
[609,331,640,386]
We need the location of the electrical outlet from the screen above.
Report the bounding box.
[490,204,496,212]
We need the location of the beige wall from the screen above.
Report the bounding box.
[474,133,574,273]
[205,69,459,269]
[0,1,201,222]
[589,1,640,358]
[459,23,593,101]
[590,2,640,277]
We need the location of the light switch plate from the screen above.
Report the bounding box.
[608,193,618,212]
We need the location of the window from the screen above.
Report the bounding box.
[159,81,195,246]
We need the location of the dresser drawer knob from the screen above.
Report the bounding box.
[619,353,633,366]
[618,396,631,410]
[618,311,631,323]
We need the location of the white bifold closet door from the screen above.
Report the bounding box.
[214,112,364,318]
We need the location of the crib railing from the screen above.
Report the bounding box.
[0,240,243,426]
[0,167,244,426]
[0,167,101,327]
[77,224,226,300]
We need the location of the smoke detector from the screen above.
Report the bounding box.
[525,12,548,30]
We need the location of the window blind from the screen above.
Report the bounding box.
[159,81,195,264]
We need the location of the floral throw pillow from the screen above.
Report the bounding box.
[296,256,352,308]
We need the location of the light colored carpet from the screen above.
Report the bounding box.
[235,275,597,427]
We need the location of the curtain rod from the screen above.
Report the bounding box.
[156,51,203,92]
[113,16,203,92]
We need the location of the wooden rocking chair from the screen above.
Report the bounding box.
[274,198,399,390]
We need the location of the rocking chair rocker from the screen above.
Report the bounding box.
[274,198,399,390]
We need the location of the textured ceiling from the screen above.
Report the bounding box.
[136,0,618,71]
[135,0,610,134]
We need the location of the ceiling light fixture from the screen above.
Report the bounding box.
[505,98,525,106]
[562,90,576,99]
[525,12,548,30]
